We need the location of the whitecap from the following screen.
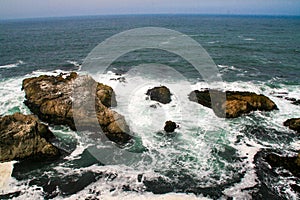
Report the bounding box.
[244,38,255,41]
[0,60,24,69]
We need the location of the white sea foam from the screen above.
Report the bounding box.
[67,60,82,70]
[223,140,263,199]
[244,38,255,41]
[0,161,17,193]
[207,41,219,44]
[0,60,24,69]
[65,192,209,200]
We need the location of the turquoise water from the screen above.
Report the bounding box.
[0,15,300,199]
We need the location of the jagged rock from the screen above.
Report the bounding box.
[0,113,60,162]
[284,118,300,133]
[164,121,177,133]
[22,72,131,144]
[265,152,300,178]
[146,86,172,104]
[189,90,278,118]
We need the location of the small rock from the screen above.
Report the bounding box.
[150,103,161,109]
[164,121,177,133]
[146,86,172,104]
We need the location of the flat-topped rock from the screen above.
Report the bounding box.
[189,90,278,118]
[0,113,60,162]
[22,72,131,144]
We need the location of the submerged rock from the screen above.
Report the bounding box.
[189,90,278,118]
[146,86,172,104]
[22,72,131,144]
[0,113,60,162]
[284,118,300,133]
[164,121,177,133]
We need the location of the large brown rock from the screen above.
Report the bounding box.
[284,118,300,133]
[189,90,278,118]
[0,113,60,162]
[146,86,172,104]
[22,72,131,144]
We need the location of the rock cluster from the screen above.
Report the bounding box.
[189,90,278,118]
[22,72,131,144]
[0,113,60,162]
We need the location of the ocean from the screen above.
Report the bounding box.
[0,15,300,199]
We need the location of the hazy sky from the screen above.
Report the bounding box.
[1,0,300,19]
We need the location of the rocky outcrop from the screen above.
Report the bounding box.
[146,86,172,104]
[284,118,300,133]
[22,72,131,144]
[0,113,60,162]
[189,90,278,118]
[164,121,177,133]
[265,152,300,178]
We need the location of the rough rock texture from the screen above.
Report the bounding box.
[0,113,60,162]
[284,118,300,133]
[22,72,131,144]
[164,121,177,133]
[265,153,300,178]
[189,90,278,118]
[146,86,172,104]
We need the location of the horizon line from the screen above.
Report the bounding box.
[1,12,300,21]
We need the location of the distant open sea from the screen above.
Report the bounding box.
[0,15,300,199]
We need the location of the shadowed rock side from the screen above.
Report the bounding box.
[265,152,300,178]
[0,113,60,162]
[146,86,172,104]
[189,90,278,118]
[22,72,131,144]
[284,118,300,133]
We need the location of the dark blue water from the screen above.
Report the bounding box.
[1,15,299,83]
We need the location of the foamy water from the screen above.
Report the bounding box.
[0,68,299,199]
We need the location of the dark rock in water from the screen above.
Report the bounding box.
[284,118,300,133]
[164,121,177,132]
[0,113,60,162]
[291,184,300,193]
[189,90,278,118]
[150,103,161,109]
[110,76,126,83]
[22,72,132,144]
[146,86,172,104]
[265,152,300,178]
[254,150,299,198]
[285,97,300,105]
[150,104,157,109]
